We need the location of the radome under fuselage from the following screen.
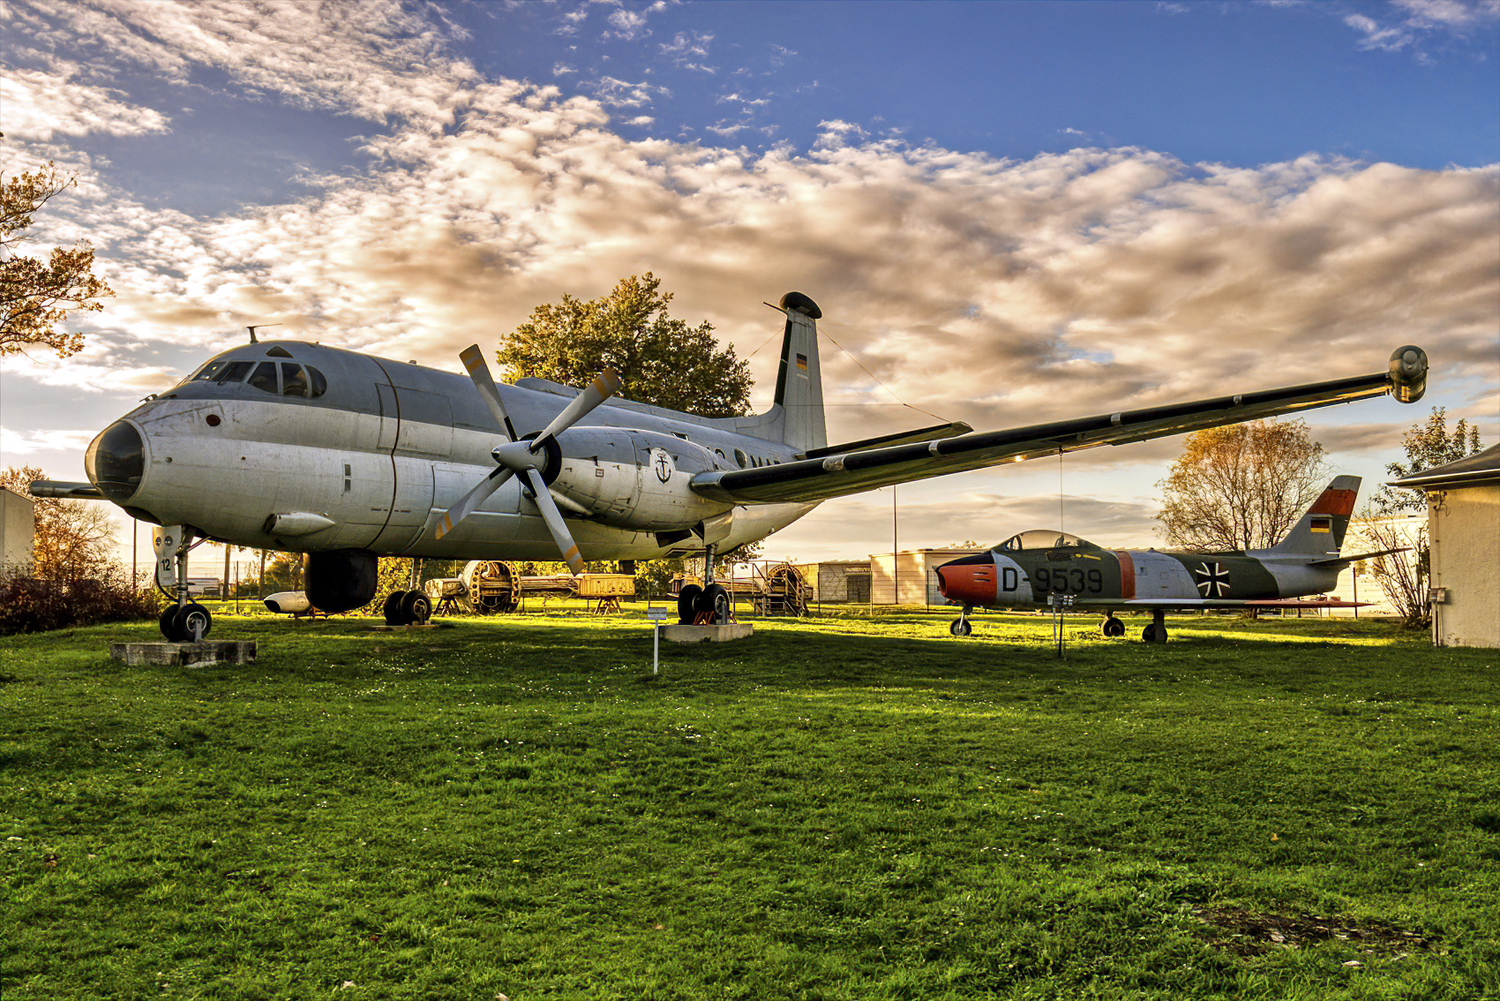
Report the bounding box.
[86,340,816,561]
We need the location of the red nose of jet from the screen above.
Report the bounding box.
[936,554,997,605]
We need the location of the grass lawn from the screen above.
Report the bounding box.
[1,606,1496,1000]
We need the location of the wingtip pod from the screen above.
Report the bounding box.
[1389,345,1428,404]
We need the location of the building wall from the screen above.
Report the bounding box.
[1,488,36,572]
[870,549,983,605]
[1429,483,1500,648]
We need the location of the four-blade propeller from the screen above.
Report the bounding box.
[435,345,622,575]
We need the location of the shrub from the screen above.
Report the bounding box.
[0,567,163,635]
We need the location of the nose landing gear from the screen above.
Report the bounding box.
[950,605,973,636]
[153,524,213,642]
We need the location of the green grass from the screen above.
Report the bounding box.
[2,607,1497,1000]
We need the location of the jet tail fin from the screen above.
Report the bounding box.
[1264,475,1361,557]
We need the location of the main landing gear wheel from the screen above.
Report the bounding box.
[950,617,973,637]
[1102,616,1126,638]
[696,583,730,624]
[677,584,702,625]
[401,590,432,625]
[1142,623,1168,643]
[383,589,433,626]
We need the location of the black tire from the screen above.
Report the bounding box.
[1103,617,1125,638]
[1143,623,1167,643]
[179,602,212,640]
[677,584,702,624]
[383,590,409,626]
[697,584,729,624]
[950,618,972,637]
[160,606,184,641]
[401,590,432,625]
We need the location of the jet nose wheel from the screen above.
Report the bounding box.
[950,618,972,637]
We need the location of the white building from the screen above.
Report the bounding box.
[1395,445,1500,649]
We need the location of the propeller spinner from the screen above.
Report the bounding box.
[436,345,622,575]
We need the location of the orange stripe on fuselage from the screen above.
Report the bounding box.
[1114,551,1135,599]
[1311,488,1358,517]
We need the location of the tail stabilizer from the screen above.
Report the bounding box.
[1265,475,1361,557]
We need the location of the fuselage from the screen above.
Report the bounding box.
[936,531,1341,611]
[85,340,817,561]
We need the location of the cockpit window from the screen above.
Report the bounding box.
[282,363,309,397]
[216,360,254,384]
[192,360,227,382]
[307,366,327,398]
[248,362,279,394]
[997,530,1098,552]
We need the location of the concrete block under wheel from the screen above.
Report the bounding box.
[110,641,257,667]
[660,623,754,643]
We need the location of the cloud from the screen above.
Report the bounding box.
[0,426,100,456]
[1342,0,1500,51]
[0,64,171,140]
[583,75,663,107]
[8,1,1494,485]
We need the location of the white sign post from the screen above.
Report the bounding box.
[645,606,672,675]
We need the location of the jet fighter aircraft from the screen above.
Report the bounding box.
[934,475,1398,642]
[33,290,1428,641]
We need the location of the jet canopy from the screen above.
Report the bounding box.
[994,530,1100,552]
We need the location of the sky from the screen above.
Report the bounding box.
[2,0,1497,574]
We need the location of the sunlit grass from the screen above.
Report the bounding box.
[1,608,1495,999]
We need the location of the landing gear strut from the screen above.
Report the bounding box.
[154,525,212,642]
[950,605,973,637]
[1141,609,1168,643]
[679,546,732,625]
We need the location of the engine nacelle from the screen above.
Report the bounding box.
[549,427,734,532]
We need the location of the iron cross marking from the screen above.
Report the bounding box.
[1194,561,1231,598]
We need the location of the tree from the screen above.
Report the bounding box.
[497,273,752,417]
[1157,419,1329,552]
[0,465,116,580]
[1372,407,1483,514]
[1358,407,1484,628]
[1,163,114,357]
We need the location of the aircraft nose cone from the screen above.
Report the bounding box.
[936,555,997,604]
[85,420,145,502]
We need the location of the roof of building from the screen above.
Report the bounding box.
[1393,444,1500,490]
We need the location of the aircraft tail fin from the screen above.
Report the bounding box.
[1265,475,1361,557]
[727,292,828,453]
[770,292,827,454]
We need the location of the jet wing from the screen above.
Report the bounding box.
[691,347,1427,505]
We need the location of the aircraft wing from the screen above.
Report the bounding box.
[692,347,1426,505]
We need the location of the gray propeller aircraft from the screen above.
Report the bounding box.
[934,475,1398,642]
[32,290,1428,640]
